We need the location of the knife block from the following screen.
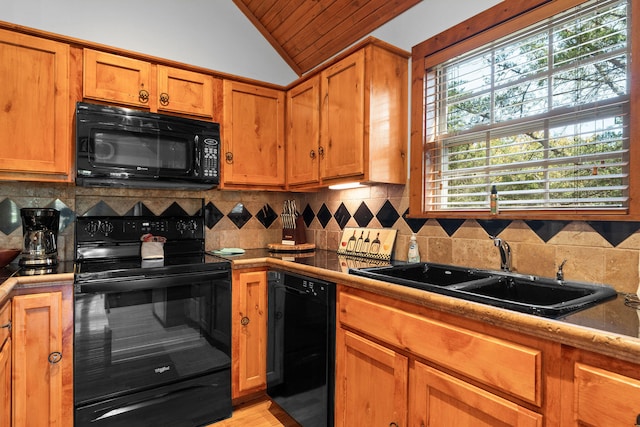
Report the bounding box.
[282,216,307,245]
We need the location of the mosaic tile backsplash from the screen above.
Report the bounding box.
[1,181,640,293]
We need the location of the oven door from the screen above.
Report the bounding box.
[74,270,231,425]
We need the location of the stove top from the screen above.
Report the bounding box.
[74,215,229,283]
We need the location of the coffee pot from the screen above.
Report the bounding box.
[19,208,59,267]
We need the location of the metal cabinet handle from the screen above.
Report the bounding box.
[139,89,149,103]
[310,149,316,159]
[240,316,250,326]
[225,152,234,164]
[159,92,170,106]
[0,321,10,331]
[48,351,62,364]
[318,146,325,157]
[389,423,399,427]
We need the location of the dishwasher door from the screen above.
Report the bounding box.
[267,271,335,427]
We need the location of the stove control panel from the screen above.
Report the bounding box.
[76,216,204,242]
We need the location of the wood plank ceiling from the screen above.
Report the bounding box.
[233,0,422,76]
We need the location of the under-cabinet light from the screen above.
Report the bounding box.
[328,182,366,190]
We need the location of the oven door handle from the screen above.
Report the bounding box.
[77,270,230,293]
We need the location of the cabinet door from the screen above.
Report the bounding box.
[84,49,152,108]
[0,29,71,179]
[570,362,640,427]
[12,292,66,427]
[232,269,268,399]
[411,361,542,427]
[335,328,408,427]
[157,65,215,118]
[223,80,285,188]
[286,76,320,186]
[0,338,10,427]
[320,49,365,181]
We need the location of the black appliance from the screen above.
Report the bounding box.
[73,214,232,427]
[267,271,335,427]
[76,102,220,190]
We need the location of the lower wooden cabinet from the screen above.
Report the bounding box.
[335,328,408,427]
[12,288,73,427]
[562,347,640,426]
[335,285,556,426]
[411,361,542,426]
[0,300,10,427]
[231,268,268,400]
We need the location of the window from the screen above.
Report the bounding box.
[410,0,639,220]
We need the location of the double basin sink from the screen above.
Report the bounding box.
[349,262,617,318]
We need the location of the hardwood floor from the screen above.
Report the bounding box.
[213,399,301,427]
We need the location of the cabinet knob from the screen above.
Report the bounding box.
[139,89,150,103]
[159,92,170,106]
[310,149,316,159]
[48,351,62,364]
[240,316,250,326]
[225,152,234,164]
[318,146,325,157]
[389,423,399,427]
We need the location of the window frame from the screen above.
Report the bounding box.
[409,0,640,221]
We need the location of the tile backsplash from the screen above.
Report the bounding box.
[2,181,640,293]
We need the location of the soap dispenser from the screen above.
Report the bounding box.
[408,233,420,263]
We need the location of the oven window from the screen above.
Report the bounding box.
[91,130,189,170]
[74,279,230,405]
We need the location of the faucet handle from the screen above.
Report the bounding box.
[556,259,568,281]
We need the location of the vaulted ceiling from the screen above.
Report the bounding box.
[233,0,422,76]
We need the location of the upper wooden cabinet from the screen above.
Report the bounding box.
[222,80,285,189]
[286,76,320,186]
[0,29,73,182]
[83,49,217,119]
[287,39,409,189]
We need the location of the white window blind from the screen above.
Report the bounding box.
[424,0,630,212]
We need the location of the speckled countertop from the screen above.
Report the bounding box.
[2,250,639,364]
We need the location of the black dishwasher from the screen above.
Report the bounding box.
[267,271,335,427]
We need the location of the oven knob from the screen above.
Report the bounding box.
[85,220,100,235]
[176,220,198,234]
[99,221,114,235]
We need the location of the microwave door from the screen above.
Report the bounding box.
[91,130,161,177]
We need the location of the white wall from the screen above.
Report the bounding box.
[1,0,501,86]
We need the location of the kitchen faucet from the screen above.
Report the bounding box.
[491,236,511,272]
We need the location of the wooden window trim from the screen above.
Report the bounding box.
[409,0,640,221]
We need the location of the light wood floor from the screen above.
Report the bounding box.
[213,399,301,427]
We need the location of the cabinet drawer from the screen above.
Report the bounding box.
[0,302,9,349]
[339,292,541,405]
[574,363,640,426]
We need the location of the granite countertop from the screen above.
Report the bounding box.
[1,250,639,364]
[225,249,640,364]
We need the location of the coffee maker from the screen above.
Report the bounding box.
[19,208,59,268]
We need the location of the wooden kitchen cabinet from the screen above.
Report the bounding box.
[222,80,285,189]
[0,29,73,182]
[84,49,218,118]
[286,76,320,186]
[336,285,559,426]
[12,287,73,427]
[286,38,408,189]
[562,347,640,426]
[231,268,268,400]
[411,361,542,426]
[334,327,408,427]
[0,302,10,427]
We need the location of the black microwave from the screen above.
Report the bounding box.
[76,102,220,190]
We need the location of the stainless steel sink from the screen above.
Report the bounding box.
[349,263,617,318]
